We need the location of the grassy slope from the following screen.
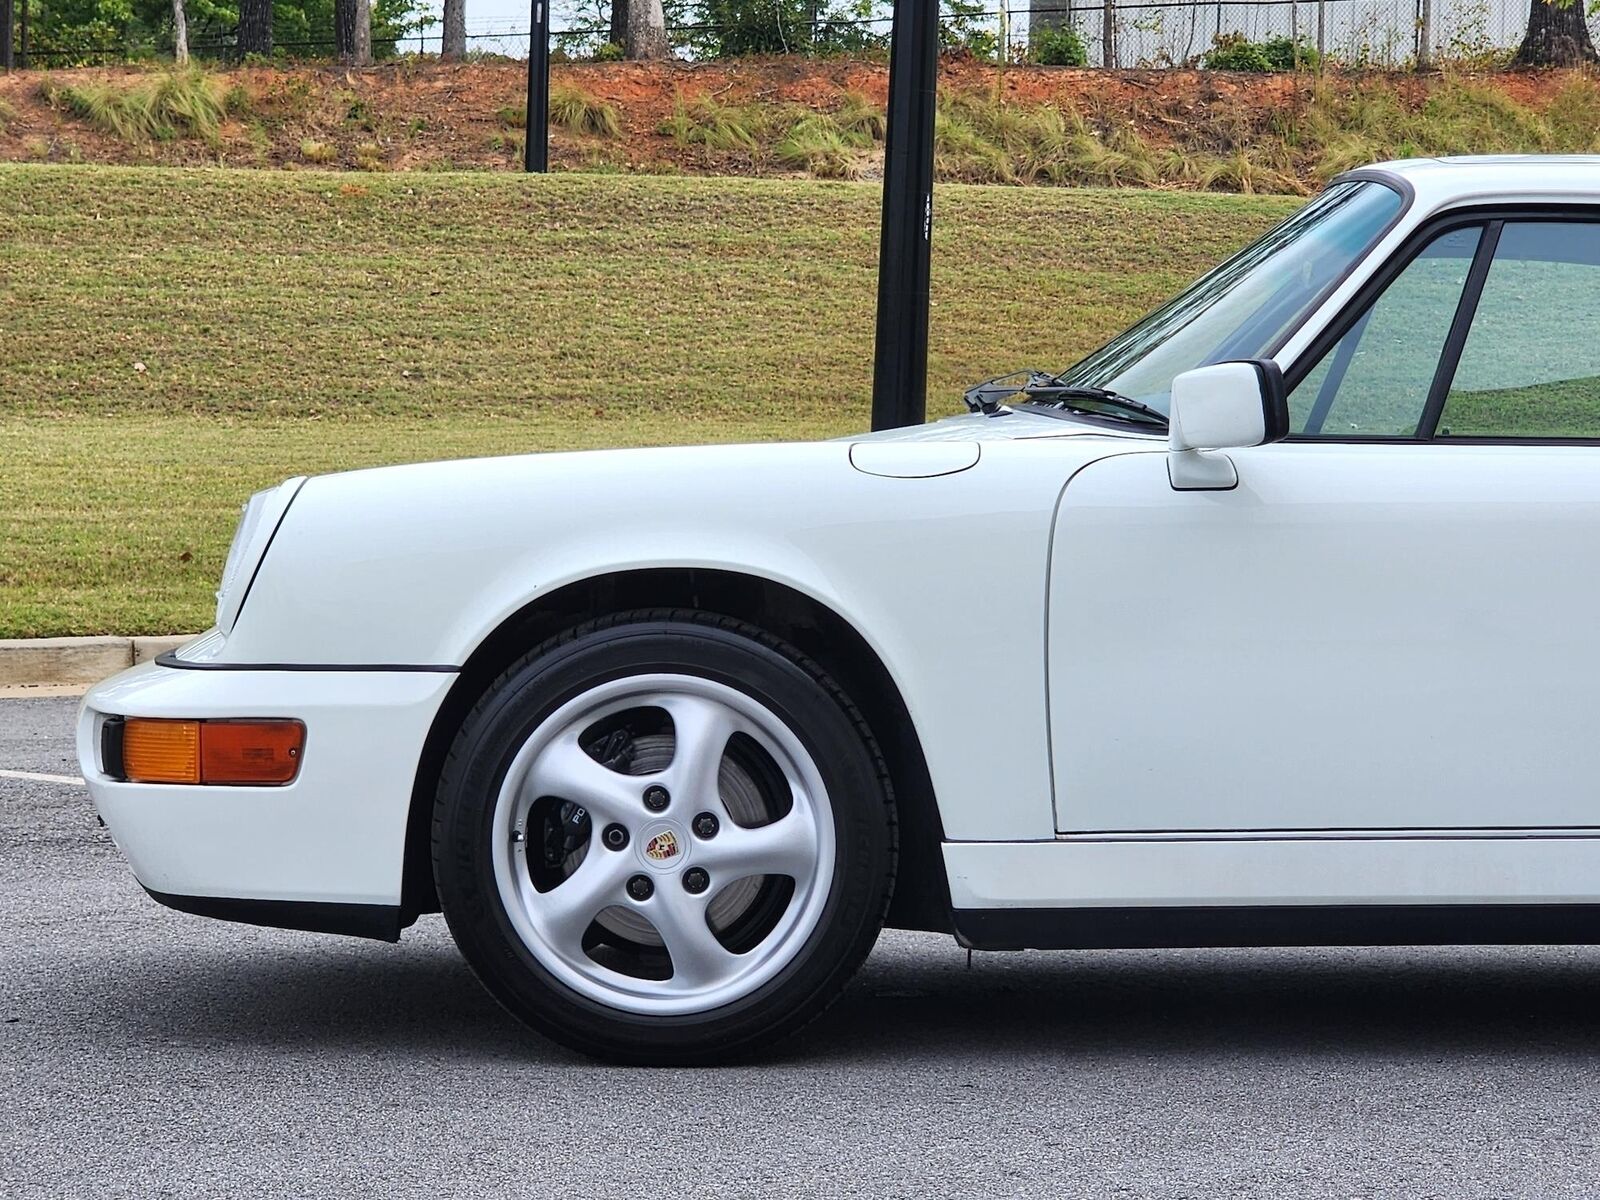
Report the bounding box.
[0,165,1294,637]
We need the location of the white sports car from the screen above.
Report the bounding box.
[79,157,1600,1061]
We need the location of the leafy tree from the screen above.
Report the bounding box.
[695,0,820,55]
[939,0,995,58]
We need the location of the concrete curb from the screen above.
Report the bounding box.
[0,635,195,687]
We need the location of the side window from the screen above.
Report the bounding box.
[1289,226,1482,437]
[1440,222,1600,438]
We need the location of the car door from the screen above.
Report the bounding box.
[1048,212,1600,834]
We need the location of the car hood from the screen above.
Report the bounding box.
[846,408,1160,443]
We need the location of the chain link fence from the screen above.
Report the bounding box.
[445,0,1549,67]
[1021,0,1534,68]
[5,0,1567,69]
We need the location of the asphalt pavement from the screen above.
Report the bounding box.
[5,693,1600,1198]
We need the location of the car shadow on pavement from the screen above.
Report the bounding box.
[48,923,1600,1065]
[801,939,1600,1065]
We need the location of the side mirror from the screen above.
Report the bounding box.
[1167,359,1289,491]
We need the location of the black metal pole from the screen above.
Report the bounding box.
[1,0,12,71]
[524,0,549,172]
[870,0,938,431]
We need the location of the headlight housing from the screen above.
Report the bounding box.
[215,478,306,635]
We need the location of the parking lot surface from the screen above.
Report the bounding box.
[5,694,1600,1197]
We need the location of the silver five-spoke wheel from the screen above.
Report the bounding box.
[492,674,837,1015]
[435,612,892,1062]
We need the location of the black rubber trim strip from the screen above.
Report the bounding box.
[1249,358,1290,442]
[1416,219,1502,438]
[230,477,307,633]
[100,716,126,781]
[144,887,410,941]
[154,650,458,674]
[952,904,1600,951]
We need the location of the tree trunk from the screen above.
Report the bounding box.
[1,0,13,70]
[172,0,189,63]
[1515,0,1598,65]
[623,0,668,58]
[353,0,371,64]
[336,0,372,63]
[441,0,466,59]
[237,0,272,58]
[609,0,627,48]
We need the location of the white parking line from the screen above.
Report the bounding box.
[0,769,86,787]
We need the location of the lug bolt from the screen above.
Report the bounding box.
[602,824,629,851]
[682,867,710,895]
[626,874,654,901]
[692,812,719,839]
[643,785,670,812]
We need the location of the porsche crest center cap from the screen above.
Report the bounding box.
[639,823,689,871]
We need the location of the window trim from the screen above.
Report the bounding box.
[1260,168,1415,363]
[1283,204,1600,447]
[1416,220,1502,439]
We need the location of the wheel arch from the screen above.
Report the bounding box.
[401,568,952,934]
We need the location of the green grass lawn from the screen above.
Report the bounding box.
[0,165,1294,638]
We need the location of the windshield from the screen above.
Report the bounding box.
[1051,179,1404,415]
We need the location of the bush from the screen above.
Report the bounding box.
[658,94,772,153]
[550,85,622,138]
[593,41,625,62]
[1203,33,1319,71]
[1029,26,1088,67]
[774,114,862,178]
[700,0,818,55]
[833,90,886,141]
[46,70,233,144]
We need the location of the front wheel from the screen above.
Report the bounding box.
[432,611,896,1063]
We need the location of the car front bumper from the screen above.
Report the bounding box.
[78,660,457,938]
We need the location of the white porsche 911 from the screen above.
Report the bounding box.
[79,157,1600,1061]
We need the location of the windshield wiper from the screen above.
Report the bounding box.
[962,370,1168,429]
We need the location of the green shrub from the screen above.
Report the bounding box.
[550,84,621,138]
[774,113,862,178]
[1029,26,1088,67]
[299,137,336,164]
[497,104,527,129]
[47,70,233,144]
[658,94,771,153]
[593,41,625,62]
[1203,33,1319,71]
[834,90,886,141]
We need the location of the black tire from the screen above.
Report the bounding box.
[432,609,896,1064]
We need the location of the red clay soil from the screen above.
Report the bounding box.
[0,56,1591,175]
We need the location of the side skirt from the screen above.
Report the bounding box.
[145,888,411,942]
[952,903,1600,951]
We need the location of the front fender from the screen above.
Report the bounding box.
[216,437,1132,840]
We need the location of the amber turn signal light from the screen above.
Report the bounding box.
[121,719,201,785]
[119,718,304,786]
